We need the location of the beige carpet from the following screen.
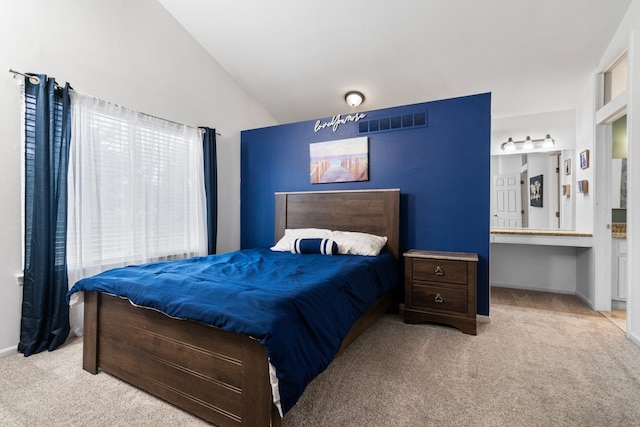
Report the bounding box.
[2,288,640,426]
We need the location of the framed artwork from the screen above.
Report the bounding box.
[563,184,571,197]
[564,159,571,175]
[529,174,543,207]
[580,150,590,169]
[309,136,369,184]
[578,180,589,194]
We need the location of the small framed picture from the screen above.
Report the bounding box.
[578,180,589,194]
[564,159,571,175]
[580,150,589,169]
[563,184,571,197]
[529,175,543,207]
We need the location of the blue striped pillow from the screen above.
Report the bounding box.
[291,238,339,255]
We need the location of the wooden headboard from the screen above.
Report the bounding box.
[274,189,400,261]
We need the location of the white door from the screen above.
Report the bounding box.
[492,174,521,228]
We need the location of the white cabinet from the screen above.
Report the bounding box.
[612,238,627,303]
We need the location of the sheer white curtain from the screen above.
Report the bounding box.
[67,92,208,335]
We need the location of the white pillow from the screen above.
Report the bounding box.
[271,228,333,252]
[331,231,388,256]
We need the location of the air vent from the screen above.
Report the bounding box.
[359,111,427,135]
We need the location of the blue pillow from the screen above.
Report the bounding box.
[291,238,339,255]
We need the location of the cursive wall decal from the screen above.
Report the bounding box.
[314,113,367,132]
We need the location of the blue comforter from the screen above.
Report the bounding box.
[67,248,397,414]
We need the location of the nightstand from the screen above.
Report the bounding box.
[403,249,478,335]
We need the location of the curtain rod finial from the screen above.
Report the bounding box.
[8,68,41,84]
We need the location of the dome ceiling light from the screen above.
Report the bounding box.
[345,91,365,108]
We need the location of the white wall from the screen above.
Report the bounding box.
[574,90,596,234]
[574,75,604,309]
[491,244,577,294]
[0,0,277,356]
[575,247,595,308]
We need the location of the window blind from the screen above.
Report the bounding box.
[67,92,207,284]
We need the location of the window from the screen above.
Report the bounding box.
[67,92,207,285]
[603,53,628,106]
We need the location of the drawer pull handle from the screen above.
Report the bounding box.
[434,293,444,304]
[434,265,444,276]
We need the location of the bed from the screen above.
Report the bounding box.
[75,188,400,426]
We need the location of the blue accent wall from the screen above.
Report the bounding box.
[241,93,491,315]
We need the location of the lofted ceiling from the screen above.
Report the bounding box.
[158,0,631,124]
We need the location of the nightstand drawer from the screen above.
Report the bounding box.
[412,258,467,284]
[412,284,468,314]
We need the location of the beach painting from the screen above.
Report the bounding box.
[310,137,369,184]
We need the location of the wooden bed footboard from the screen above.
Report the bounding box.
[83,289,395,426]
[83,291,277,427]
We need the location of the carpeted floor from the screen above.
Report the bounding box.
[1,287,639,426]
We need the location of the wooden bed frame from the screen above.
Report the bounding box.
[82,189,400,426]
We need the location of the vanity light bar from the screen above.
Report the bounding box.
[501,134,555,151]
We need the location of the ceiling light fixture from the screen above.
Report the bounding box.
[500,134,556,151]
[345,91,365,108]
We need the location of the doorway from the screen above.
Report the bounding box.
[610,115,628,329]
[594,50,630,333]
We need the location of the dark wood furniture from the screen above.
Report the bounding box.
[82,188,400,427]
[403,249,478,335]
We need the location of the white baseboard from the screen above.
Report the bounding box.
[611,300,627,310]
[491,283,576,295]
[0,345,18,359]
[628,330,640,348]
[575,291,595,310]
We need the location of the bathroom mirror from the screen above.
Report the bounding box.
[491,150,573,230]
